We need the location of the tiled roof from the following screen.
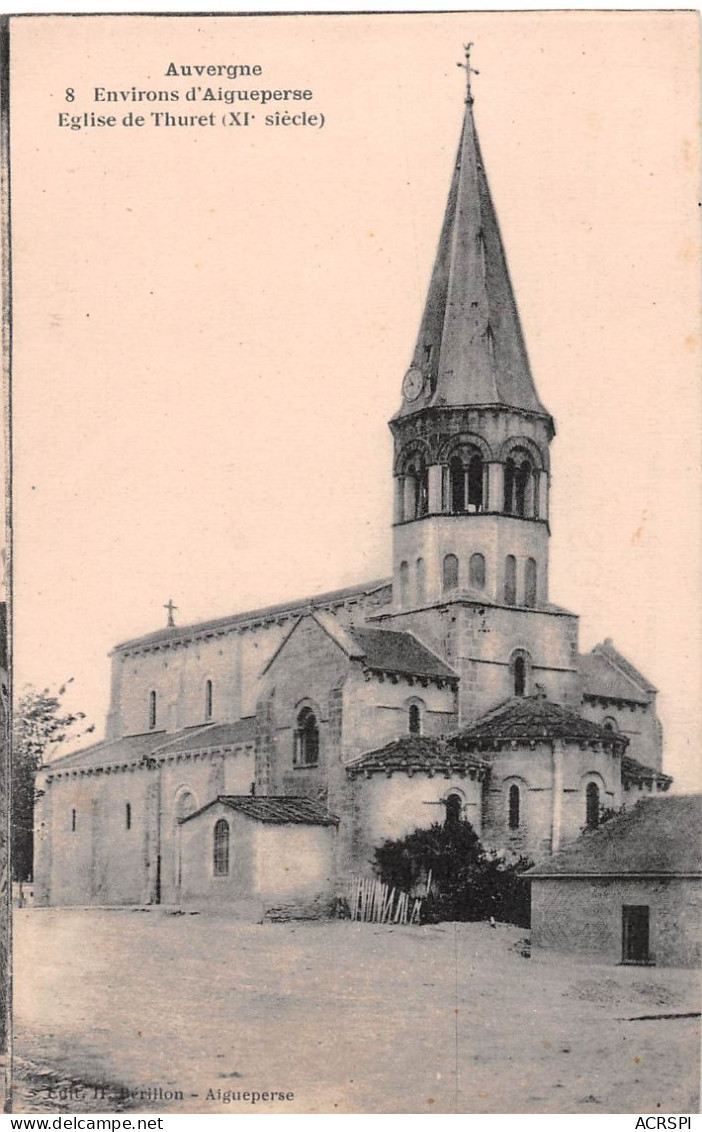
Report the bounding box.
[451,695,628,751]
[43,719,256,773]
[527,795,702,877]
[346,736,486,778]
[159,719,256,754]
[44,731,170,772]
[114,578,392,651]
[621,754,672,786]
[182,794,338,826]
[580,640,656,703]
[347,627,457,681]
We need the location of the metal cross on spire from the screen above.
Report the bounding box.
[457,42,479,104]
[164,598,178,628]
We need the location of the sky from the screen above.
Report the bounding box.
[9,12,700,790]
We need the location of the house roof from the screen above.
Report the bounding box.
[527,795,702,877]
[158,719,256,755]
[579,639,656,704]
[43,718,256,774]
[346,735,486,778]
[182,794,339,827]
[451,695,628,751]
[262,616,457,683]
[347,627,457,681]
[621,753,672,786]
[114,578,392,652]
[44,731,172,773]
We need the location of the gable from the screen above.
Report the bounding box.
[261,613,354,679]
[580,642,656,704]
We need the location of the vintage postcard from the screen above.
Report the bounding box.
[3,10,700,1118]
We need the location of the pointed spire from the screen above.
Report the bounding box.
[398,54,550,421]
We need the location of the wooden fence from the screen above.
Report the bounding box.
[345,875,424,925]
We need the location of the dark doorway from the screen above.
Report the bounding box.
[622,904,650,963]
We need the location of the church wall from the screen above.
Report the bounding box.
[257,617,349,803]
[482,742,621,862]
[107,620,295,738]
[35,766,152,906]
[482,745,555,861]
[350,772,483,871]
[106,590,390,741]
[392,514,550,611]
[580,697,662,771]
[380,602,580,725]
[454,605,580,722]
[339,666,456,763]
[561,744,620,834]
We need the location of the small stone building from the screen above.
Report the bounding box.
[527,795,702,968]
[179,795,338,919]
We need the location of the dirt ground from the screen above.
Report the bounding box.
[11,907,701,1115]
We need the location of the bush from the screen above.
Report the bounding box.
[374,819,532,927]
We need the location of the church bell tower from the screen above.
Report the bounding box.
[389,48,554,616]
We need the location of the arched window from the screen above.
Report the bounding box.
[149,690,157,730]
[406,459,428,520]
[603,717,618,734]
[399,561,410,606]
[449,455,465,512]
[447,451,484,513]
[71,808,76,833]
[295,706,320,767]
[416,558,426,604]
[524,558,537,608]
[586,782,600,829]
[504,555,517,605]
[445,793,462,825]
[514,656,526,697]
[443,554,459,593]
[408,703,421,735]
[469,552,485,589]
[504,458,516,514]
[508,784,520,829]
[468,454,483,512]
[205,679,213,720]
[213,819,230,875]
[515,460,533,517]
[125,803,132,831]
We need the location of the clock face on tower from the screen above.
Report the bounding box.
[402,367,424,402]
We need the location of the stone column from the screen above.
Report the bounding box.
[551,741,564,854]
[538,471,549,520]
[487,462,504,512]
[428,465,443,513]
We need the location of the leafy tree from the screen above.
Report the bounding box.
[598,802,625,826]
[374,819,532,927]
[12,681,93,882]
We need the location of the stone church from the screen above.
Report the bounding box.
[34,68,671,917]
